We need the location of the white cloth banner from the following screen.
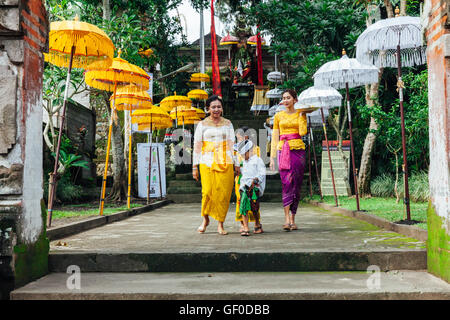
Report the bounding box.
[137,143,166,198]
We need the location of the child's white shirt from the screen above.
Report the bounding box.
[239,154,266,196]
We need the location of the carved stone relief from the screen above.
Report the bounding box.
[0,64,17,155]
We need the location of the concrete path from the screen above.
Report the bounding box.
[11,203,450,300]
[49,203,425,253]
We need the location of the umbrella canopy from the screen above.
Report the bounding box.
[160,93,192,111]
[298,86,342,109]
[194,107,206,119]
[138,48,154,57]
[313,52,379,89]
[220,33,239,45]
[247,35,266,45]
[268,104,282,116]
[85,50,150,92]
[187,89,208,100]
[169,106,197,119]
[355,15,426,68]
[189,72,210,82]
[45,15,114,69]
[265,87,283,99]
[111,85,153,111]
[131,107,171,124]
[267,71,285,83]
[138,118,173,131]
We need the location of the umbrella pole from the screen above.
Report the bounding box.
[397,44,411,220]
[308,128,313,198]
[309,118,323,201]
[156,139,163,200]
[47,45,75,227]
[320,107,338,206]
[345,83,361,211]
[127,108,133,209]
[99,82,118,216]
[147,119,153,204]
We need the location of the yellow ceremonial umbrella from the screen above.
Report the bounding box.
[85,50,150,215]
[132,107,171,203]
[45,15,114,228]
[189,72,210,83]
[194,107,206,119]
[187,89,208,100]
[160,93,192,127]
[112,85,153,209]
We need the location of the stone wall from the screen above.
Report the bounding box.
[0,0,49,299]
[423,0,450,282]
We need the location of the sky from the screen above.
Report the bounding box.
[169,0,225,44]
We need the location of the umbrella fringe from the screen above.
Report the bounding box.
[45,51,112,69]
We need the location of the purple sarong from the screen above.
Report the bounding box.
[278,149,306,215]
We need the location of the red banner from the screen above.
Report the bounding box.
[256,28,263,86]
[211,0,222,97]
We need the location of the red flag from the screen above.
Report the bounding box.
[211,0,222,97]
[256,27,263,86]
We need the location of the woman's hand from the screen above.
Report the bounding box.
[269,158,275,171]
[192,167,199,181]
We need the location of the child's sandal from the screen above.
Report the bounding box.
[254,225,263,234]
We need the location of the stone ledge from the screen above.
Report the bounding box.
[308,200,428,241]
[46,200,171,241]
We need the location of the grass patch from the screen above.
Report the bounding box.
[52,203,143,219]
[307,195,428,230]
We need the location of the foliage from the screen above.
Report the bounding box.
[371,171,430,202]
[357,69,429,174]
[247,0,367,90]
[309,194,428,230]
[43,174,84,203]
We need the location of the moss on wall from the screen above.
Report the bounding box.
[12,199,49,288]
[427,201,450,283]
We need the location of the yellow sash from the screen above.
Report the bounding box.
[202,141,231,172]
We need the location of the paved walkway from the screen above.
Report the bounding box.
[50,202,425,253]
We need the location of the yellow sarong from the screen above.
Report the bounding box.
[200,141,234,222]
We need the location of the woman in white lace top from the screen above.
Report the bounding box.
[192,95,238,235]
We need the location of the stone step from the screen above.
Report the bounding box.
[46,250,427,273]
[11,270,450,300]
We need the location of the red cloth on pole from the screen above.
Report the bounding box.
[257,28,263,86]
[211,0,222,97]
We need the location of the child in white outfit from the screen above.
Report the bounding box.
[236,140,266,236]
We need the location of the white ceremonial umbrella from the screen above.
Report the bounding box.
[298,86,343,206]
[266,87,283,99]
[355,8,426,220]
[267,71,285,83]
[313,50,380,211]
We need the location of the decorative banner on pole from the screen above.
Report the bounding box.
[210,0,222,97]
[137,143,166,198]
[256,27,263,86]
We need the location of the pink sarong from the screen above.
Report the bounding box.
[278,133,302,170]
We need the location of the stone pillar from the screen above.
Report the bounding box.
[0,0,48,299]
[423,0,450,282]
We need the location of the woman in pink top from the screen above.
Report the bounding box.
[269,89,308,231]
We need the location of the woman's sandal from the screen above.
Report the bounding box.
[197,221,209,233]
[290,223,298,231]
[240,230,250,236]
[254,225,263,234]
[283,224,291,231]
[218,229,228,235]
